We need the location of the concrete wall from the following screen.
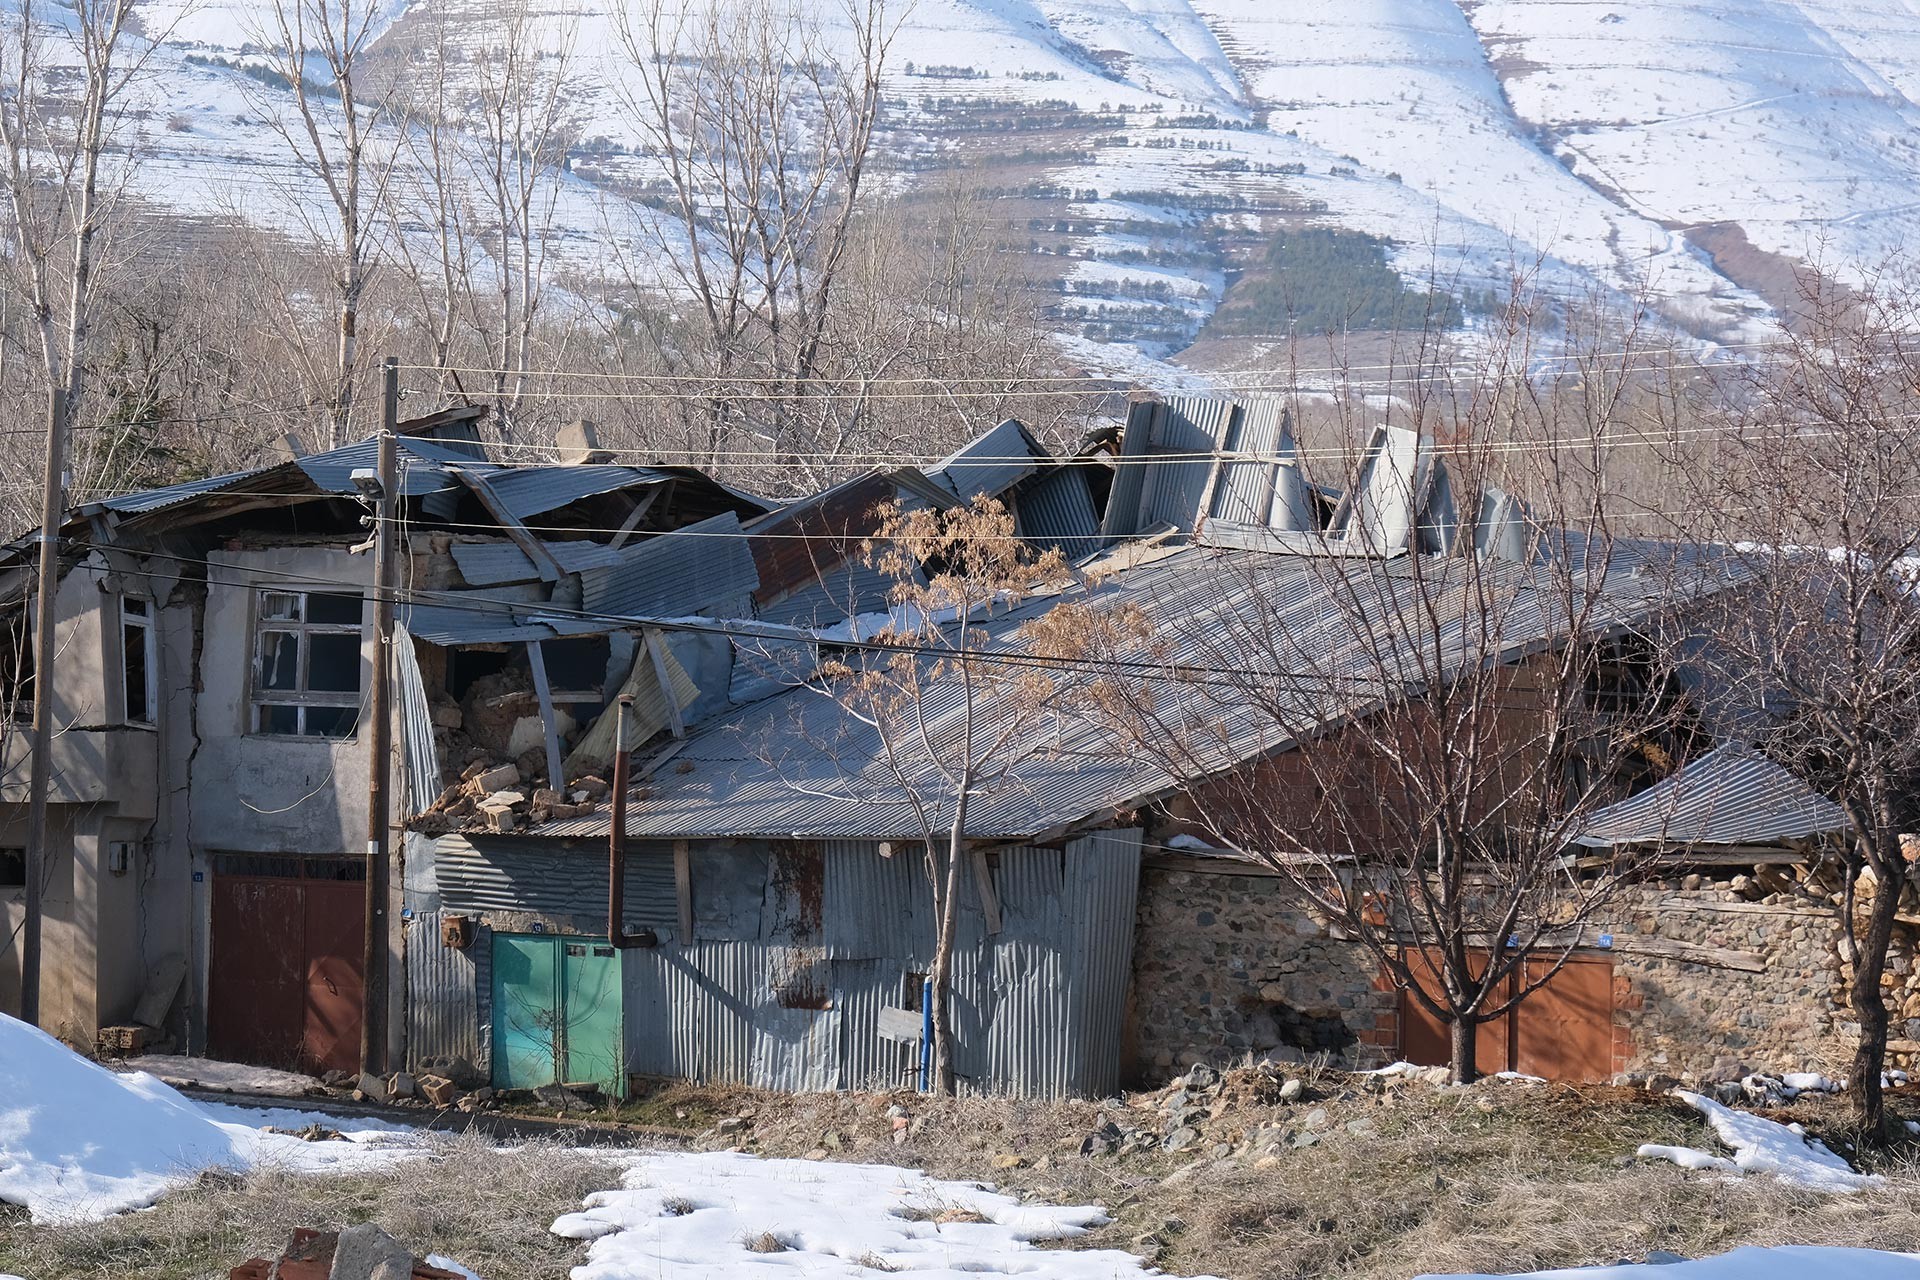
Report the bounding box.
[190,547,376,857]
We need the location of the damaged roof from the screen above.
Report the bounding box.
[530,537,1728,843]
[1572,743,1850,848]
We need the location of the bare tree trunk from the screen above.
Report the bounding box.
[1851,822,1901,1139]
[1449,1016,1479,1086]
[929,786,970,1096]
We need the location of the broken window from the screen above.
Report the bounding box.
[0,607,31,723]
[0,848,23,887]
[121,597,156,725]
[252,589,364,738]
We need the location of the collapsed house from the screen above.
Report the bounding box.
[0,396,1879,1094]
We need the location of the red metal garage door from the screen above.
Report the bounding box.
[1397,948,1614,1082]
[209,855,365,1075]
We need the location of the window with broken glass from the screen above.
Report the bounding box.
[252,590,364,738]
[121,597,157,725]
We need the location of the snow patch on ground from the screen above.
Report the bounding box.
[1636,1089,1882,1193]
[553,1149,1218,1279]
[1419,1245,1920,1280]
[119,1055,323,1098]
[0,1015,421,1224]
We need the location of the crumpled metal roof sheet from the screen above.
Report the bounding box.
[97,467,275,514]
[450,539,625,586]
[581,511,761,620]
[485,463,672,520]
[926,418,1046,501]
[1013,465,1101,559]
[530,538,1726,842]
[1573,743,1849,848]
[400,594,614,645]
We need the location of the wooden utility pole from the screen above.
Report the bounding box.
[608,695,632,946]
[20,387,69,1027]
[360,357,399,1077]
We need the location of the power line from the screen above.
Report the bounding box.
[66,534,1371,692]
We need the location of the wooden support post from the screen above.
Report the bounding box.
[451,467,563,581]
[674,839,693,945]
[971,846,1001,935]
[524,639,566,790]
[609,695,631,947]
[361,357,399,1077]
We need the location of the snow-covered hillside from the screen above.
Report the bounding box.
[112,0,1920,374]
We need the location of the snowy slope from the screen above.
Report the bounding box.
[107,0,1920,367]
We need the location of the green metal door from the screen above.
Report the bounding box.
[491,933,560,1090]
[490,933,624,1095]
[562,940,622,1088]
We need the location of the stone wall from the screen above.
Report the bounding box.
[1128,858,1858,1085]
[1126,861,1395,1081]
[1607,875,1849,1081]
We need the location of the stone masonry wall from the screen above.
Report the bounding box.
[1608,875,1849,1081]
[1130,860,1857,1085]
[1127,863,1395,1081]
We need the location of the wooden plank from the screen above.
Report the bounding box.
[877,1006,924,1043]
[524,640,566,791]
[450,467,563,582]
[674,838,693,945]
[970,845,1001,935]
[1649,896,1827,918]
[607,485,662,551]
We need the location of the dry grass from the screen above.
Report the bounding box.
[677,1076,1920,1280]
[0,1133,615,1280]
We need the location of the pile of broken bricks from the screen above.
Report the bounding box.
[411,761,612,834]
[230,1223,464,1280]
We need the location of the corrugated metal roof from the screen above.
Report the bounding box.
[754,557,900,628]
[1013,465,1102,559]
[400,594,614,645]
[926,418,1047,501]
[525,539,1729,842]
[98,466,276,514]
[450,539,624,586]
[580,511,761,619]
[485,464,672,520]
[1573,743,1849,848]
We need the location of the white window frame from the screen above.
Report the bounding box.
[120,596,157,726]
[250,588,365,738]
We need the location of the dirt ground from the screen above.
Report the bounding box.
[7,1065,1920,1280]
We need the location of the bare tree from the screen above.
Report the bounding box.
[0,0,157,1024]
[767,497,1145,1092]
[392,0,580,433]
[1675,272,1920,1140]
[609,0,898,478]
[248,0,402,446]
[1087,299,1713,1083]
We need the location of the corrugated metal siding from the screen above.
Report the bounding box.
[1064,829,1142,1096]
[406,912,480,1068]
[624,941,759,1082]
[435,834,678,924]
[581,511,761,619]
[834,957,915,1090]
[450,540,623,586]
[823,840,935,963]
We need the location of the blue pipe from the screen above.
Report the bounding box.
[920,978,933,1091]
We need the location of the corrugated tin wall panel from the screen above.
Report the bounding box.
[406,912,479,1068]
[1065,829,1143,1097]
[1014,467,1102,559]
[625,941,760,1083]
[834,957,915,1091]
[823,840,935,964]
[436,835,678,924]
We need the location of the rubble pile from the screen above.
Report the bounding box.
[411,761,612,835]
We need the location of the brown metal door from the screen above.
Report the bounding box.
[1397,948,1511,1076]
[209,876,306,1068]
[301,879,366,1075]
[209,858,366,1075]
[1514,956,1614,1082]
